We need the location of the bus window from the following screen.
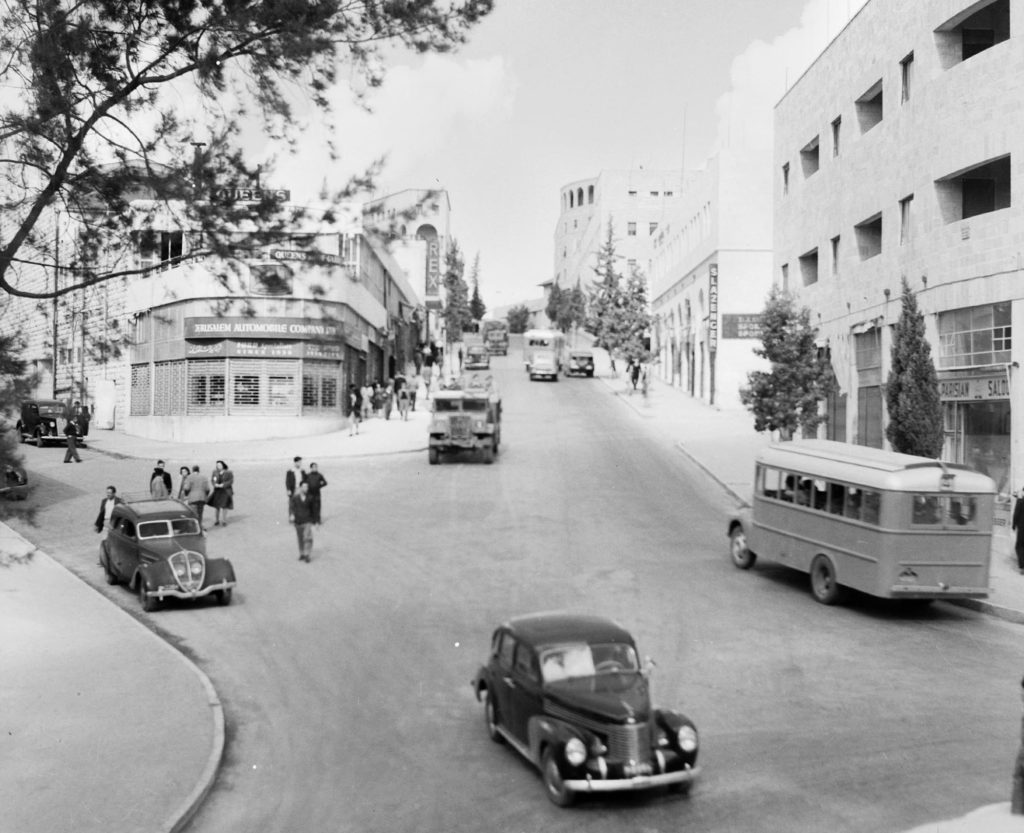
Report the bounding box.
[795,477,814,507]
[949,496,978,527]
[911,495,942,526]
[760,466,782,500]
[828,482,846,515]
[845,487,862,520]
[781,474,796,503]
[812,479,828,511]
[861,490,881,525]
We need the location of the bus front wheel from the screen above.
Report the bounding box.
[729,526,756,570]
[810,555,843,605]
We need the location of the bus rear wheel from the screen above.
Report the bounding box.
[810,555,843,605]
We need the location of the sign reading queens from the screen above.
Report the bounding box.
[185,316,343,341]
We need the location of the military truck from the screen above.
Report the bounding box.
[428,373,502,465]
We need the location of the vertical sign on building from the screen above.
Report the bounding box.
[425,236,441,300]
[708,263,718,405]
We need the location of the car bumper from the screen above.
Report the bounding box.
[564,763,700,793]
[147,579,235,601]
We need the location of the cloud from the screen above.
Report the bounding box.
[714,0,869,156]
[256,54,515,201]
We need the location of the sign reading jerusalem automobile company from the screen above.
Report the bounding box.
[185,316,342,341]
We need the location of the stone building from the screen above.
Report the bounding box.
[774,0,1018,504]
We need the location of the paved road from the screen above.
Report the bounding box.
[13,351,1021,832]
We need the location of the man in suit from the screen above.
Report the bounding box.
[285,456,306,513]
[63,418,82,463]
[289,481,315,562]
[94,486,122,533]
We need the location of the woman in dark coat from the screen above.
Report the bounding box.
[209,460,235,526]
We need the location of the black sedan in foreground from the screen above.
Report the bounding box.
[473,612,700,806]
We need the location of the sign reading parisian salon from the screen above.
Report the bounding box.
[185,316,342,341]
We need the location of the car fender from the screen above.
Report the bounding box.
[205,557,236,585]
[527,714,591,770]
[138,559,172,589]
[655,708,700,761]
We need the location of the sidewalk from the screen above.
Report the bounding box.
[597,360,1024,625]
[0,406,429,833]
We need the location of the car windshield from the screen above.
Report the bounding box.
[539,642,640,684]
[38,404,66,416]
[138,518,202,538]
[433,399,462,413]
[463,399,487,411]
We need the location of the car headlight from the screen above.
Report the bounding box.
[677,725,698,753]
[564,737,587,766]
[174,563,188,578]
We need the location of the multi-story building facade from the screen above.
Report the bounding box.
[1,191,426,442]
[649,149,774,408]
[775,0,1018,506]
[554,169,683,293]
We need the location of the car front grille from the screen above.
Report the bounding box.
[448,415,472,440]
[546,703,652,763]
[169,549,206,593]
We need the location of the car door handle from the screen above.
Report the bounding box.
[502,676,516,689]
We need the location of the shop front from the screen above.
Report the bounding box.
[939,368,1012,520]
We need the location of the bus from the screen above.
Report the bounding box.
[523,329,565,381]
[726,440,995,605]
[481,319,510,355]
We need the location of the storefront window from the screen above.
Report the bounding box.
[938,303,1011,368]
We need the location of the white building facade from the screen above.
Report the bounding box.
[649,149,774,408]
[775,0,1019,507]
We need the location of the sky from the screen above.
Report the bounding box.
[245,0,870,310]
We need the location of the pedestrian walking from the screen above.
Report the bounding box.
[93,485,122,533]
[397,383,411,421]
[305,462,327,525]
[63,418,82,463]
[458,345,463,371]
[176,465,191,500]
[183,464,210,529]
[285,456,306,511]
[348,385,362,435]
[209,460,234,526]
[1012,674,1024,814]
[149,460,172,498]
[360,382,373,421]
[1014,488,1024,574]
[289,481,315,562]
[383,380,395,420]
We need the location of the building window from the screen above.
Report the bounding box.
[854,213,883,259]
[830,235,840,276]
[855,328,883,449]
[587,185,594,204]
[782,163,790,195]
[568,191,574,208]
[856,80,883,133]
[628,189,637,197]
[799,248,819,286]
[650,191,659,197]
[831,116,841,157]
[800,136,820,177]
[626,258,637,273]
[188,360,226,413]
[649,222,659,235]
[936,155,1011,223]
[899,195,914,244]
[136,230,184,272]
[664,190,674,196]
[938,303,1012,368]
[936,0,1009,68]
[900,52,914,102]
[131,364,151,416]
[576,187,583,206]
[780,263,789,292]
[627,222,637,236]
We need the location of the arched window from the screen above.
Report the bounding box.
[576,187,583,207]
[569,190,574,208]
[588,185,594,204]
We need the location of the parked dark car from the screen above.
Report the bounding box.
[473,612,700,806]
[99,498,236,611]
[16,400,70,447]
[566,350,595,377]
[464,344,491,370]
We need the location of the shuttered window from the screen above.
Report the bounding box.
[131,365,151,415]
[188,360,227,414]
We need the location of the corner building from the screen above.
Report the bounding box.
[775,0,1021,512]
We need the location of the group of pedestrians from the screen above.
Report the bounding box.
[285,456,327,562]
[347,373,426,435]
[153,459,234,530]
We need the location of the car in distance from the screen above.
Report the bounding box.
[99,498,236,611]
[528,350,559,381]
[566,350,595,377]
[464,344,491,370]
[472,612,700,806]
[16,399,70,447]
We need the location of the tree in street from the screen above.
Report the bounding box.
[740,285,834,440]
[545,283,563,329]
[546,280,587,335]
[507,304,530,333]
[442,238,472,355]
[468,253,486,321]
[885,277,943,457]
[0,0,493,301]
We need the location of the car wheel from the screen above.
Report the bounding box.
[485,692,503,744]
[810,554,843,605]
[216,588,233,606]
[428,448,439,465]
[729,526,756,570]
[482,443,494,464]
[541,747,575,807]
[138,578,161,612]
